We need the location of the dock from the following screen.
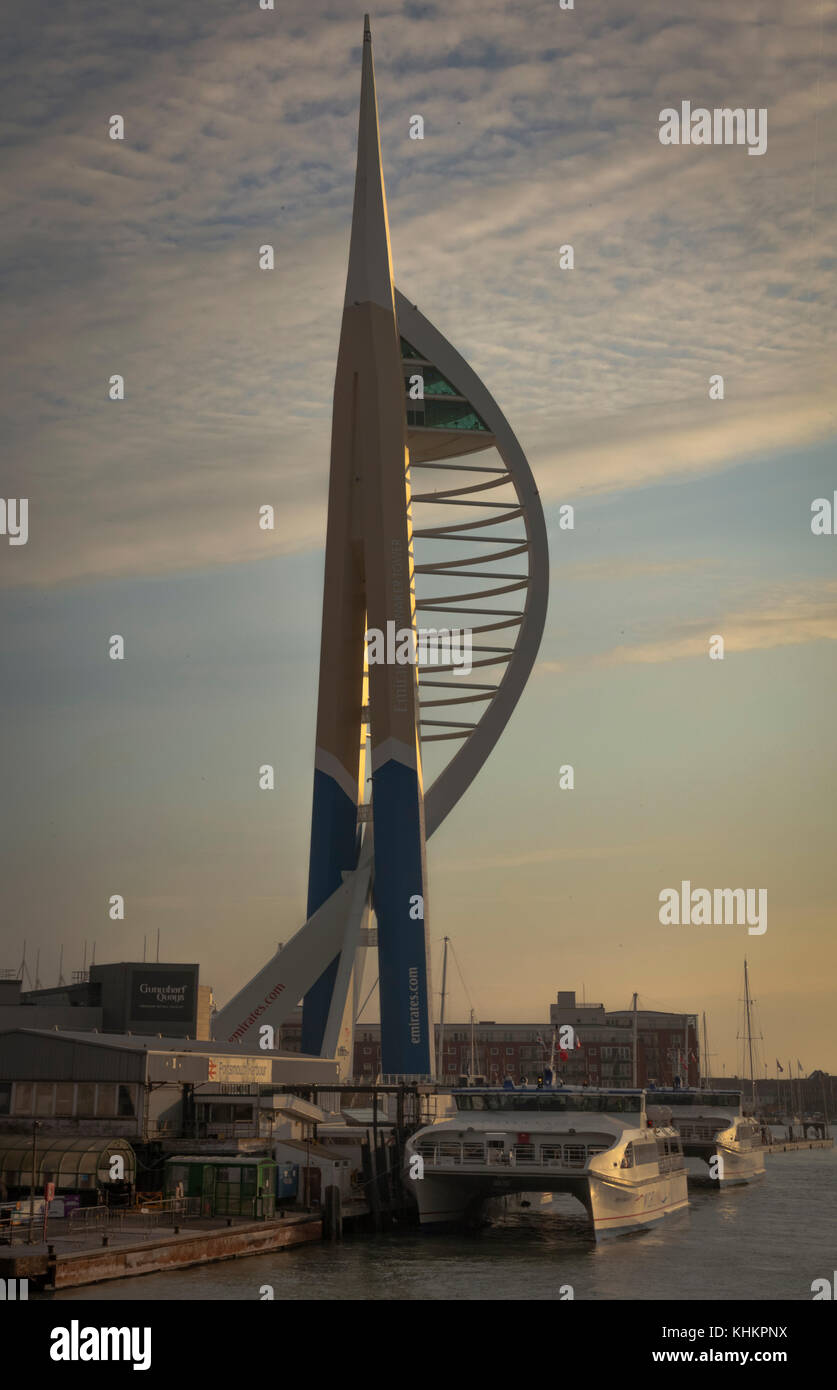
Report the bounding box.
[0,1212,321,1291]
[765,1137,833,1154]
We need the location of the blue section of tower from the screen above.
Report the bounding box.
[372,757,431,1075]
[301,768,359,1055]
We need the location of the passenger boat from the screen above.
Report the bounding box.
[644,1088,766,1185]
[404,1086,689,1239]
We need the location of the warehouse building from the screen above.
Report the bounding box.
[0,1030,341,1144]
[0,962,213,1039]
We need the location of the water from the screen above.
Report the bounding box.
[45,1149,835,1301]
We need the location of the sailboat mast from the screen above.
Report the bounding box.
[631,992,638,1087]
[702,1011,711,1088]
[436,936,449,1081]
[743,958,757,1108]
[469,1007,476,1080]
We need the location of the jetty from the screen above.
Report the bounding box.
[0,1210,321,1291]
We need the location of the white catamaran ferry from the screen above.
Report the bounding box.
[405,1086,689,1239]
[643,1088,766,1185]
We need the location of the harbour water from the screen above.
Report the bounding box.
[44,1149,835,1301]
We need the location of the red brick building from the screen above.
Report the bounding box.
[281,989,699,1087]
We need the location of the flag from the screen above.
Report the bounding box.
[776,1060,784,1072]
[797,1061,804,1074]
[559,1049,569,1062]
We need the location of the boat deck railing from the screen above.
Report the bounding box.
[675,1122,722,1142]
[414,1139,610,1171]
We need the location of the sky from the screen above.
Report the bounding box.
[0,0,835,1075]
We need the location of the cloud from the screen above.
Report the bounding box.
[0,0,834,588]
[592,581,837,666]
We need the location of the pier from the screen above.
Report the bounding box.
[763,1119,832,1154]
[0,1211,321,1291]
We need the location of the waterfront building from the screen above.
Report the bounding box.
[0,1030,339,1144]
[0,963,213,1040]
[280,989,700,1087]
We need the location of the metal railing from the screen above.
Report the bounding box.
[0,1198,202,1246]
[677,1123,721,1142]
[415,1140,610,1170]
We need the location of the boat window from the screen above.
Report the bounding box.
[649,1091,740,1108]
[634,1144,658,1165]
[454,1091,643,1114]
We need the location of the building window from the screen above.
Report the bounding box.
[490,1048,499,1055]
[55,1082,75,1116]
[76,1083,95,1115]
[118,1085,136,1117]
[13,1082,33,1115]
[35,1082,55,1117]
[506,1048,514,1055]
[364,1047,372,1055]
[96,1085,116,1117]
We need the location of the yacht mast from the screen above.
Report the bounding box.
[631,992,638,1087]
[469,1007,476,1080]
[701,1011,711,1088]
[436,936,449,1081]
[743,959,757,1108]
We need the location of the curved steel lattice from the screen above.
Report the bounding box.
[397,290,549,838]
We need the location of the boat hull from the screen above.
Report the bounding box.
[714,1144,766,1186]
[587,1169,689,1239]
[409,1168,688,1239]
